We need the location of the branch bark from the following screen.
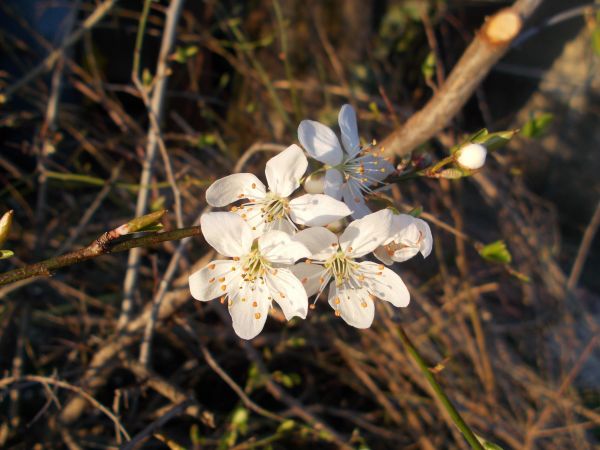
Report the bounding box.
[381,0,543,157]
[0,226,202,287]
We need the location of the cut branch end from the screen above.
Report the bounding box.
[482,9,522,46]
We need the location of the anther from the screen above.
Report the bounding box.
[254,312,261,319]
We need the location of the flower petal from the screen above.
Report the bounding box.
[328,283,374,329]
[266,268,308,320]
[265,144,308,197]
[417,218,433,258]
[290,263,326,297]
[229,282,270,340]
[292,227,338,261]
[339,209,392,257]
[298,120,343,166]
[324,169,343,200]
[189,259,240,302]
[359,261,410,307]
[391,246,420,263]
[205,173,266,207]
[259,230,310,265]
[201,212,253,257]
[338,104,361,157]
[289,194,352,227]
[342,181,371,219]
[373,246,394,266]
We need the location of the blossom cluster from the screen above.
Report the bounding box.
[189,105,432,339]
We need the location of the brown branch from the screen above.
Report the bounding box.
[381,0,542,157]
[0,226,202,287]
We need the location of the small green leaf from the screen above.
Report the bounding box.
[592,27,600,56]
[478,240,512,264]
[142,68,153,86]
[477,130,519,151]
[276,420,296,433]
[421,51,436,83]
[440,168,464,179]
[521,112,554,138]
[467,128,489,144]
[408,206,423,217]
[476,435,505,450]
[0,249,14,260]
[125,210,167,234]
[173,45,199,63]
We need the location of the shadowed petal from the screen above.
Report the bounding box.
[206,173,266,207]
[265,144,308,197]
[298,120,343,166]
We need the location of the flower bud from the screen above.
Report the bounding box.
[303,172,325,194]
[0,210,14,248]
[456,143,487,170]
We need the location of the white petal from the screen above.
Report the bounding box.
[189,259,240,301]
[339,209,392,257]
[258,230,310,265]
[269,218,296,235]
[359,261,410,307]
[292,227,338,261]
[289,194,352,227]
[338,104,361,157]
[266,268,308,320]
[290,263,326,297]
[229,282,270,340]
[342,181,371,219]
[328,283,374,329]
[324,169,343,200]
[373,246,394,266]
[265,144,307,197]
[298,120,343,166]
[416,218,433,258]
[391,246,420,263]
[235,204,267,238]
[205,173,266,207]
[201,212,253,257]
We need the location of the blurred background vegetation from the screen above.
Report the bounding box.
[0,0,599,448]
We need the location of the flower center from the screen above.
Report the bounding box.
[260,194,289,223]
[241,248,270,282]
[323,251,360,286]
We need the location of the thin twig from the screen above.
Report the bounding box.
[119,0,186,330]
[1,0,118,101]
[0,225,203,287]
[567,199,600,291]
[380,0,541,157]
[0,375,130,442]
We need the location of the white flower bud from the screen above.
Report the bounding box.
[456,143,487,170]
[303,172,325,194]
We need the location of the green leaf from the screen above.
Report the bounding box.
[477,130,519,151]
[476,435,505,450]
[421,51,436,83]
[478,240,512,264]
[440,168,464,179]
[125,210,167,233]
[408,206,423,217]
[0,249,14,260]
[276,420,296,433]
[521,112,554,138]
[173,45,199,63]
[467,128,489,144]
[592,27,600,56]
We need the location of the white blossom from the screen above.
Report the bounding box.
[189,212,311,340]
[298,104,395,219]
[456,143,487,170]
[374,214,433,265]
[291,209,409,329]
[205,144,351,236]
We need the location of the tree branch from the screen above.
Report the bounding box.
[0,226,202,287]
[381,0,543,157]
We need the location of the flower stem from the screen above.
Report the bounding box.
[396,325,485,450]
[0,226,203,287]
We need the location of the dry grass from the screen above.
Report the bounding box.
[0,1,598,449]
